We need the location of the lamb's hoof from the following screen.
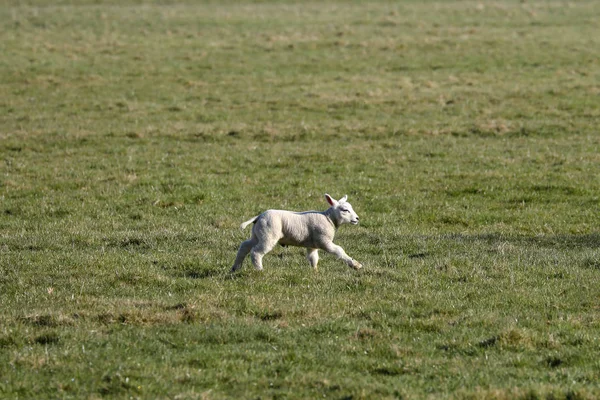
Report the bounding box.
[351,260,363,270]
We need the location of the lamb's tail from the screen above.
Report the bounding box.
[240,216,259,230]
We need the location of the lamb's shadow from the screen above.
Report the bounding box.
[446,232,600,250]
[402,233,600,267]
[182,269,223,279]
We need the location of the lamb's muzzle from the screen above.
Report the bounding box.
[231,194,362,272]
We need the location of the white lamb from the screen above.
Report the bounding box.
[231,194,363,272]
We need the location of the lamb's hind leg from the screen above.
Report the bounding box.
[250,237,278,271]
[231,237,257,272]
[306,248,319,271]
[322,242,362,270]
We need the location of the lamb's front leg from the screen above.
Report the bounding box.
[322,242,362,270]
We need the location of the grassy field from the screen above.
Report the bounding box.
[2,0,600,398]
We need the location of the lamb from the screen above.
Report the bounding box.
[231,194,363,272]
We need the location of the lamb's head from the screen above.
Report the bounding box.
[325,194,359,226]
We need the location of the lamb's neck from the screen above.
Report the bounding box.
[323,208,340,229]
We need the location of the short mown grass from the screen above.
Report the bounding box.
[1,1,600,399]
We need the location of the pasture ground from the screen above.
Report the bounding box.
[1,1,600,398]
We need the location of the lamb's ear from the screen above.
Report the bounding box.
[325,194,337,207]
[340,195,348,204]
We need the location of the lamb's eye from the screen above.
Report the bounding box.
[341,209,349,213]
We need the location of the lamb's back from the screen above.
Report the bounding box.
[263,210,334,248]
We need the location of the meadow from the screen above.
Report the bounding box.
[1,0,600,398]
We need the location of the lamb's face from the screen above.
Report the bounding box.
[325,194,360,226]
[337,201,359,225]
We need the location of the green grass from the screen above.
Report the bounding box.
[2,0,600,398]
